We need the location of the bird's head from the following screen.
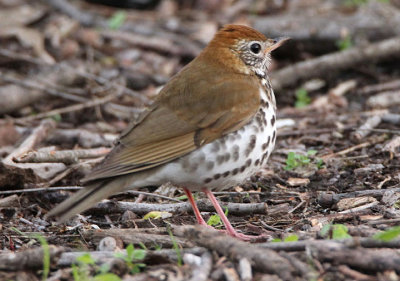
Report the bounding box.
[204,24,289,78]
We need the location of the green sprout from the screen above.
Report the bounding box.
[295,88,311,108]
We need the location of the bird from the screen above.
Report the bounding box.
[46,24,288,241]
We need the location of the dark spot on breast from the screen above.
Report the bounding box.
[213,173,221,180]
[272,131,276,143]
[204,178,212,184]
[189,163,199,172]
[232,168,239,175]
[261,150,269,164]
[232,145,240,161]
[255,159,260,166]
[271,115,276,126]
[224,153,231,162]
[252,125,259,133]
[206,161,214,170]
[265,101,269,108]
[261,99,267,106]
[217,155,225,165]
[222,171,230,177]
[245,135,257,157]
[255,114,263,127]
[211,142,220,153]
[262,114,267,126]
[262,136,271,150]
[240,165,246,172]
[246,159,252,167]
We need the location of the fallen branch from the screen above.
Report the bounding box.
[260,237,400,252]
[309,241,400,273]
[87,198,267,216]
[57,247,206,267]
[271,36,400,91]
[318,185,400,207]
[173,225,301,280]
[15,147,111,164]
[82,228,192,248]
[0,246,64,271]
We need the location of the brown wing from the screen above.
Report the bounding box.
[82,58,260,183]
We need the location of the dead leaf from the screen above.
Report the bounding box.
[0,5,46,27]
[0,27,55,64]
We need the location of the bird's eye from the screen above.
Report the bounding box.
[250,43,261,54]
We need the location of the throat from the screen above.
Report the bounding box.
[259,77,276,110]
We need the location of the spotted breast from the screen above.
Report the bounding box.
[146,77,276,192]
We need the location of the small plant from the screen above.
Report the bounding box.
[72,253,95,281]
[167,228,183,266]
[271,234,299,243]
[320,224,351,240]
[285,150,324,171]
[336,35,353,51]
[10,228,50,281]
[108,11,126,30]
[207,206,228,227]
[373,226,400,242]
[295,88,311,108]
[114,244,146,274]
[143,211,172,220]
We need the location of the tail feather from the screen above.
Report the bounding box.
[46,175,133,223]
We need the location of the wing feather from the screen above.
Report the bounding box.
[82,57,261,183]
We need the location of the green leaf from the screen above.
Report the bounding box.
[176,195,188,200]
[108,11,126,30]
[271,238,282,242]
[168,228,182,266]
[284,234,299,242]
[336,35,353,51]
[143,211,171,219]
[332,224,351,240]
[132,249,146,260]
[126,244,134,260]
[113,252,125,259]
[307,149,317,156]
[295,88,311,108]
[207,214,222,226]
[320,224,331,237]
[94,273,122,281]
[76,253,96,265]
[99,264,111,275]
[316,158,325,169]
[33,234,50,281]
[284,152,297,170]
[72,264,80,281]
[373,226,400,242]
[51,114,62,122]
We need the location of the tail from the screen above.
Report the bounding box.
[45,175,133,223]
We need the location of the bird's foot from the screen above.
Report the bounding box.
[223,229,268,242]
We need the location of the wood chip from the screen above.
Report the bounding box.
[287,177,310,187]
[337,196,377,211]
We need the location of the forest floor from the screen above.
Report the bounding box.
[1,0,400,280]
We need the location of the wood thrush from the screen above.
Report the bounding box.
[47,25,288,241]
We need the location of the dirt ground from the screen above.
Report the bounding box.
[1,0,400,280]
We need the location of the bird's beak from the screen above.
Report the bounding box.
[265,37,290,53]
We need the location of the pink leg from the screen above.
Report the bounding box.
[203,188,266,241]
[183,188,208,226]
